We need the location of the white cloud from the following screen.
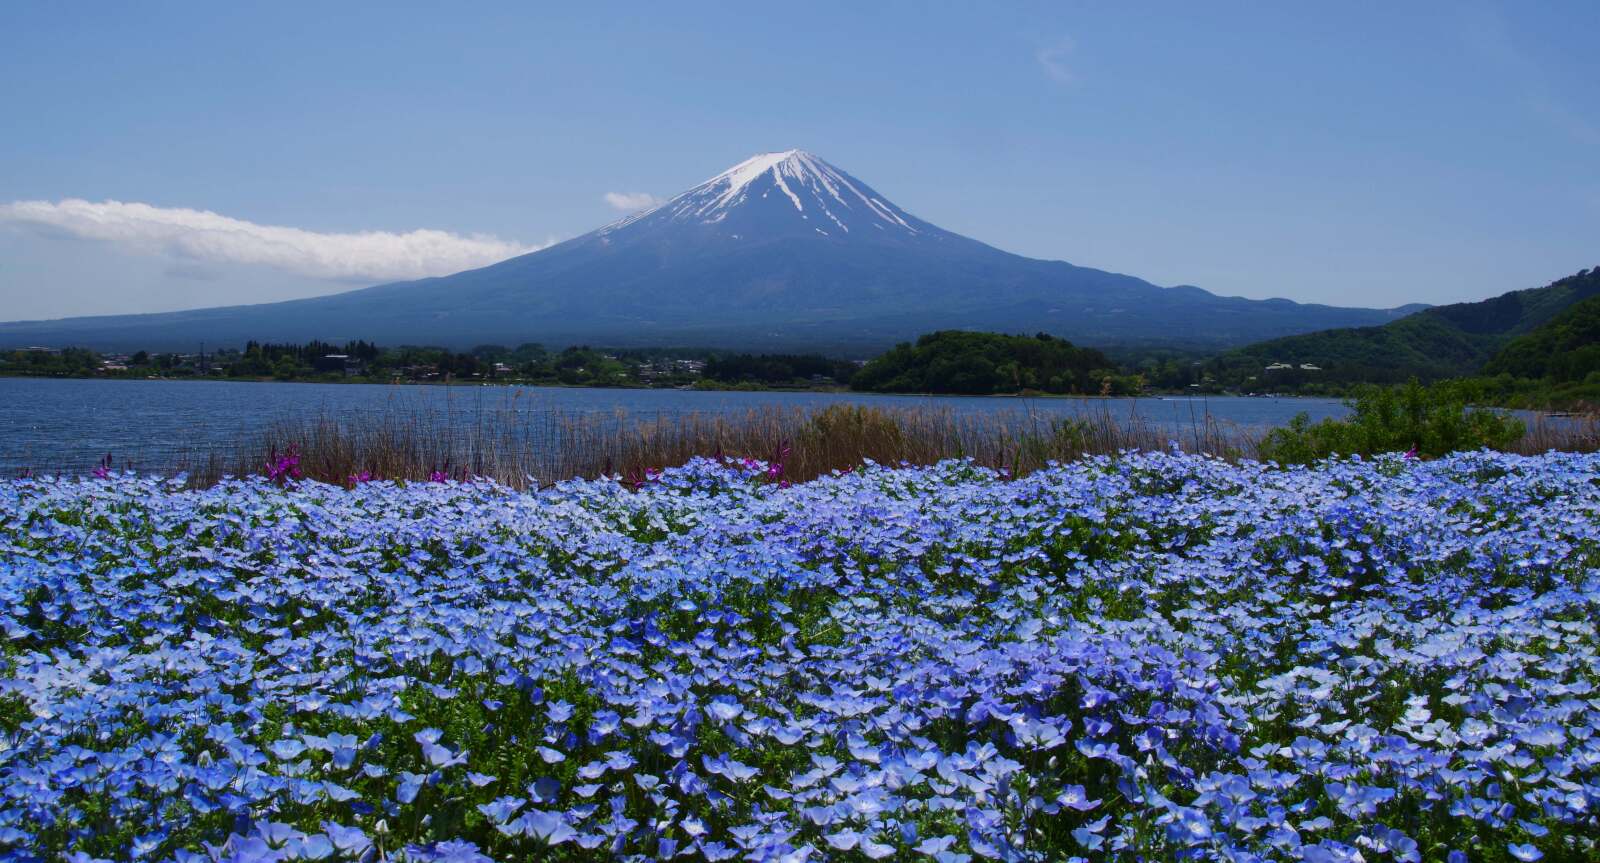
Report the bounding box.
[1036,39,1076,85]
[603,191,664,212]
[0,198,542,283]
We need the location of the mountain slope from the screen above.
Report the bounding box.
[1,150,1417,352]
[1217,267,1600,384]
[1483,287,1600,381]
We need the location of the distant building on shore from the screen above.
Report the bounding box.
[314,354,363,376]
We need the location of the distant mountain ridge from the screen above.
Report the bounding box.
[1,150,1418,352]
[1219,267,1600,383]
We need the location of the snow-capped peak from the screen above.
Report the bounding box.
[707,150,806,202]
[602,150,922,237]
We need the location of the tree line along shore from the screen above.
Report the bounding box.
[4,265,1599,411]
[4,325,1595,415]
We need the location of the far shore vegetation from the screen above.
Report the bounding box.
[5,266,1599,412]
[0,340,862,392]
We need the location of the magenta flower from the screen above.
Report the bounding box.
[264,444,303,484]
[764,441,792,482]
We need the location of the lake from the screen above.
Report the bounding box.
[0,377,1352,476]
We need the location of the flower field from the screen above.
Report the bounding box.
[2,451,1599,862]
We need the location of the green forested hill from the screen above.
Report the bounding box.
[850,330,1126,395]
[1210,267,1600,389]
[1483,294,1600,381]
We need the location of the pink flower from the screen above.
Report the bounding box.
[763,441,792,482]
[264,444,303,484]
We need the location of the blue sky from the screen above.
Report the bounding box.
[2,1,1596,320]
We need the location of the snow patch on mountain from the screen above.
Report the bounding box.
[713,151,800,209]
[601,150,922,237]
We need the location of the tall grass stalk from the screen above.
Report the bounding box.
[38,395,1600,489]
[151,401,1256,488]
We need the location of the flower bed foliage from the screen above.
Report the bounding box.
[2,450,1598,862]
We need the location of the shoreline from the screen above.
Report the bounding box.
[0,371,1339,402]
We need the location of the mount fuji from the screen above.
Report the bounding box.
[0,150,1419,351]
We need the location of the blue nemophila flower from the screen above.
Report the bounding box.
[320,822,371,857]
[1056,784,1100,812]
[707,698,744,722]
[3,452,1598,861]
[589,710,621,740]
[696,841,740,861]
[510,809,576,845]
[528,776,561,803]
[547,700,575,723]
[269,739,307,760]
[421,741,469,769]
[397,771,428,804]
[1071,826,1105,851]
[477,796,525,825]
[859,837,897,860]
[295,834,335,860]
[702,752,761,782]
[406,839,495,863]
[824,829,860,850]
[256,822,303,848]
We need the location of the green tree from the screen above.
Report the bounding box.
[852,331,1112,395]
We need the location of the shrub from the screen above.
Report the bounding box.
[1258,379,1525,463]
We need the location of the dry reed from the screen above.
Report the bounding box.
[156,400,1258,489]
[41,396,1599,489]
